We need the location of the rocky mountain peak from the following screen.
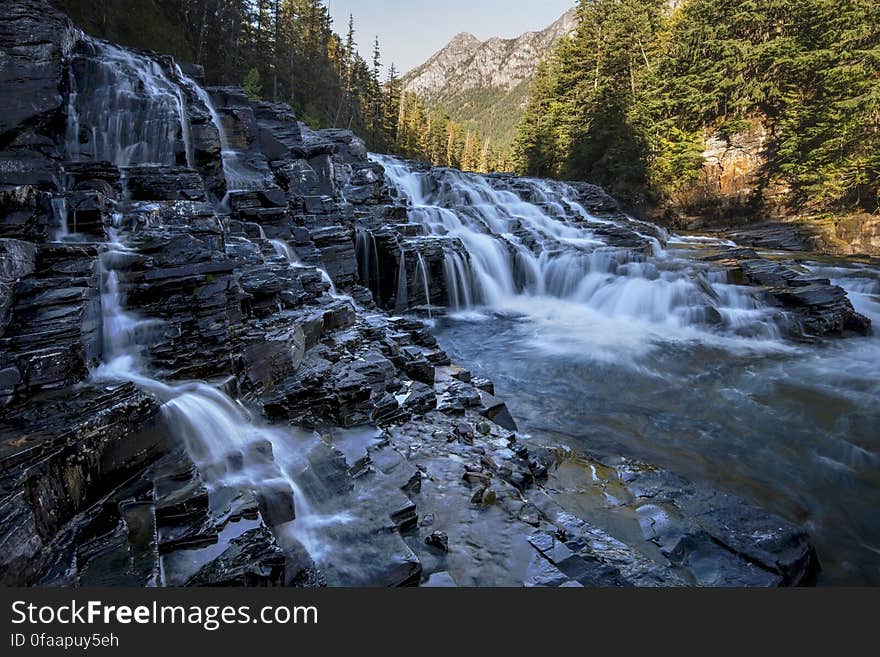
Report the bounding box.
[402,7,578,98]
[448,32,481,50]
[399,7,578,149]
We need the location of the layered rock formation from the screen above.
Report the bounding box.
[0,0,850,587]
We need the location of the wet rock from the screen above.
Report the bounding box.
[477,387,519,428]
[401,381,436,414]
[0,186,54,241]
[425,530,449,552]
[256,483,297,528]
[737,257,871,337]
[471,377,495,395]
[0,382,162,585]
[470,486,497,506]
[390,499,419,531]
[422,571,457,587]
[0,238,36,280]
[438,381,482,415]
[241,325,305,394]
[453,421,475,442]
[124,166,207,202]
[523,551,576,588]
[185,527,287,587]
[0,0,74,188]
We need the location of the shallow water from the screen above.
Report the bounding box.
[434,258,880,585]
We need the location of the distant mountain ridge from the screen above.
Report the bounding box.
[400,8,578,150]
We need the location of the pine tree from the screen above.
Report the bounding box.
[383,63,402,144]
[243,67,262,100]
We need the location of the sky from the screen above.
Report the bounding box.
[326,0,575,75]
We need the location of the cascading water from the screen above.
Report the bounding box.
[395,246,408,314]
[176,68,262,193]
[370,154,781,347]
[355,228,382,301]
[94,221,340,564]
[67,38,351,569]
[368,155,880,585]
[271,238,354,306]
[415,252,433,319]
[51,197,69,241]
[65,36,191,167]
[270,238,301,266]
[443,251,474,312]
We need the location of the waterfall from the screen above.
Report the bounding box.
[370,234,381,301]
[65,37,191,166]
[355,228,382,302]
[415,251,433,319]
[395,247,408,314]
[443,253,460,311]
[176,69,261,192]
[93,222,334,568]
[51,197,69,241]
[370,154,781,341]
[175,85,195,169]
[443,251,473,312]
[65,36,268,188]
[271,238,354,307]
[270,238,301,266]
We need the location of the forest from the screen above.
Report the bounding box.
[513,0,880,216]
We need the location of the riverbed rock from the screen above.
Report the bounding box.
[736,256,872,337]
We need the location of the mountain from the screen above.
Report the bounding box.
[401,8,578,150]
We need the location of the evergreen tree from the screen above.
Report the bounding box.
[243,67,262,100]
[383,63,402,144]
[513,0,879,214]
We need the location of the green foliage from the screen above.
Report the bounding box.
[514,0,880,214]
[60,0,195,62]
[391,93,510,172]
[242,68,262,100]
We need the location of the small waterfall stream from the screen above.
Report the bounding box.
[366,155,880,584]
[271,239,354,306]
[395,246,408,314]
[94,219,336,568]
[355,228,382,301]
[62,36,347,573]
[176,68,263,193]
[65,37,190,167]
[415,252,433,319]
[51,196,69,241]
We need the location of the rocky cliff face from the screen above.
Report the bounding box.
[0,0,841,587]
[400,8,578,147]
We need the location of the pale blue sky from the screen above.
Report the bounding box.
[326,0,575,75]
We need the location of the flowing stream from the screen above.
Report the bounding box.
[373,154,880,585]
[63,38,346,574]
